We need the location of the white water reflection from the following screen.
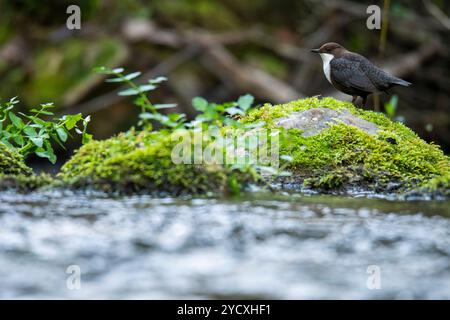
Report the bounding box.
[0,191,449,299]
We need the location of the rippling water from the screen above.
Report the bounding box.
[0,190,449,299]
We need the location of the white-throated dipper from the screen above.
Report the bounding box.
[311,42,411,107]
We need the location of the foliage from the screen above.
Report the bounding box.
[190,94,255,128]
[96,66,186,130]
[96,66,258,131]
[0,97,91,163]
[384,95,398,119]
[78,66,264,195]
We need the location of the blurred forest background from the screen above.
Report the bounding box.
[0,0,449,168]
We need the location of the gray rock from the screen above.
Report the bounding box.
[274,108,379,136]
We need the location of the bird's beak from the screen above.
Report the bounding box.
[310,49,320,53]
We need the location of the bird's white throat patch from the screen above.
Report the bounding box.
[319,53,334,84]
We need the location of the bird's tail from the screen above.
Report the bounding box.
[392,77,411,87]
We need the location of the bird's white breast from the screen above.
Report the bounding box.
[319,53,334,84]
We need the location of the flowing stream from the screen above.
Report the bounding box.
[0,190,449,299]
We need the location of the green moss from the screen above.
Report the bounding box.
[59,129,258,195]
[0,173,55,192]
[0,142,32,176]
[0,142,55,192]
[421,172,450,197]
[242,97,450,193]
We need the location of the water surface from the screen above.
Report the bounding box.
[0,191,449,299]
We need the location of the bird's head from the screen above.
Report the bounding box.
[311,42,346,59]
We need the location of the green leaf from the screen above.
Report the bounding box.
[64,114,82,130]
[237,94,254,111]
[9,112,24,128]
[192,97,208,112]
[139,113,167,121]
[9,96,19,105]
[168,113,186,122]
[83,115,91,125]
[45,142,57,164]
[40,103,55,109]
[93,66,108,73]
[105,77,125,83]
[56,127,68,142]
[82,133,93,144]
[225,107,245,116]
[31,109,54,115]
[30,136,44,148]
[23,127,38,137]
[154,103,177,109]
[35,148,56,164]
[13,134,24,146]
[124,72,142,81]
[138,84,157,92]
[149,76,168,84]
[118,88,141,96]
[384,95,398,118]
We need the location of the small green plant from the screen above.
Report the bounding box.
[189,94,261,130]
[384,95,398,119]
[0,97,91,163]
[96,66,260,131]
[95,66,292,195]
[95,66,186,130]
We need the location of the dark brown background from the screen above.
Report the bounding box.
[1,0,448,164]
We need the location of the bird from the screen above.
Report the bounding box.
[311,42,411,107]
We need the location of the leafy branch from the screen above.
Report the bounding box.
[0,97,91,163]
[189,94,255,128]
[96,66,260,132]
[95,66,186,130]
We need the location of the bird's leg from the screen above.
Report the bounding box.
[362,96,367,108]
[351,96,358,105]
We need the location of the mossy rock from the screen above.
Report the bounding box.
[0,142,32,176]
[242,97,450,195]
[0,173,55,192]
[0,142,56,192]
[59,129,258,195]
[59,97,449,197]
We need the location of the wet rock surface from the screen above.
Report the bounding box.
[274,107,379,136]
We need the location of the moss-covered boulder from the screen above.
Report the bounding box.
[0,142,32,176]
[242,97,450,196]
[0,142,55,191]
[58,97,449,197]
[59,129,258,195]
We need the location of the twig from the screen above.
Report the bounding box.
[198,35,303,102]
[122,20,304,102]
